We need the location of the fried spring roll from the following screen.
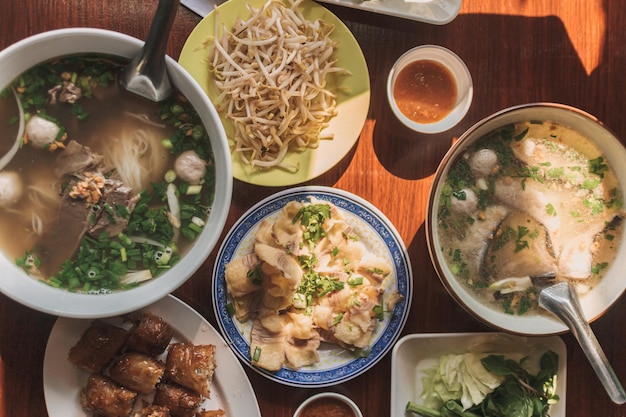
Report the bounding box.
[109,351,165,394]
[165,341,217,398]
[68,320,129,372]
[153,383,201,417]
[80,374,137,417]
[196,410,225,417]
[133,404,171,417]
[126,312,173,356]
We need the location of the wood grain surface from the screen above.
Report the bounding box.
[0,0,625,416]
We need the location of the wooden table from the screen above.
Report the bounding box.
[1,0,625,415]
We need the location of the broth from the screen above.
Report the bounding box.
[0,55,216,292]
[436,121,624,315]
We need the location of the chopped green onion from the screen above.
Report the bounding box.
[226,302,235,317]
[252,346,262,362]
[186,184,203,195]
[164,169,177,183]
[348,276,363,286]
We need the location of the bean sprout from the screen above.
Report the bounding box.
[208,0,349,171]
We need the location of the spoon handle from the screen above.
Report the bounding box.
[539,282,626,404]
[120,0,179,101]
[140,0,179,81]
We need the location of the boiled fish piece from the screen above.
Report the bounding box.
[250,314,289,371]
[271,200,304,254]
[254,243,303,283]
[230,291,265,322]
[311,304,334,331]
[254,219,276,247]
[284,332,320,369]
[511,135,604,194]
[224,253,262,298]
[482,210,557,282]
[448,204,510,282]
[332,312,373,348]
[494,178,615,279]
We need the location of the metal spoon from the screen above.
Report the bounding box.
[538,281,626,404]
[481,210,625,403]
[120,0,179,102]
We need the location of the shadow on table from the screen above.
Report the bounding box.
[324,8,618,181]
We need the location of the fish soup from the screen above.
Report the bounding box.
[436,120,624,315]
[0,55,216,292]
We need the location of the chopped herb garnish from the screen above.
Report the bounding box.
[293,203,332,245]
[252,346,262,362]
[247,266,264,286]
[589,156,608,178]
[348,276,363,286]
[373,304,384,321]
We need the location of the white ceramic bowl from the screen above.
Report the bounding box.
[426,103,626,335]
[293,392,363,417]
[0,28,232,318]
[387,45,473,134]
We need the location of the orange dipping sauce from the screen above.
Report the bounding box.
[393,59,458,124]
[297,396,357,417]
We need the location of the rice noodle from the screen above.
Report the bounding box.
[125,111,167,129]
[26,185,61,236]
[208,0,349,171]
[26,185,61,209]
[101,124,168,192]
[31,213,44,236]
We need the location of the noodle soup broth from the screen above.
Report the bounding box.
[434,118,624,319]
[0,54,216,292]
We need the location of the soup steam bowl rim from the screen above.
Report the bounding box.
[426,102,626,336]
[0,28,232,318]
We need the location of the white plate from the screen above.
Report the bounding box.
[316,0,461,24]
[181,0,461,25]
[391,332,567,416]
[43,295,261,417]
[212,186,413,386]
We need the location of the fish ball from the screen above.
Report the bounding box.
[0,171,23,208]
[174,150,206,185]
[24,115,61,148]
[450,188,478,215]
[469,148,498,177]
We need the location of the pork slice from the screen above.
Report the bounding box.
[88,179,139,238]
[54,140,103,177]
[39,183,91,275]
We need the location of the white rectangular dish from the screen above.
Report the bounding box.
[391,332,567,416]
[181,0,461,24]
[315,0,461,24]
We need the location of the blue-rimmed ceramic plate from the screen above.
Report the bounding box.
[212,186,412,387]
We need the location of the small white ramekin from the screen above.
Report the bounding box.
[387,44,473,134]
[293,392,363,417]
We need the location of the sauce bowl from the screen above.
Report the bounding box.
[293,392,363,417]
[387,44,472,134]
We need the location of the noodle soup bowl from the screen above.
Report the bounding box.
[0,28,232,318]
[426,103,626,335]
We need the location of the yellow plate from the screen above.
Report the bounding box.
[179,0,371,186]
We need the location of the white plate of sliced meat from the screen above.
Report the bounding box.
[43,294,261,417]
